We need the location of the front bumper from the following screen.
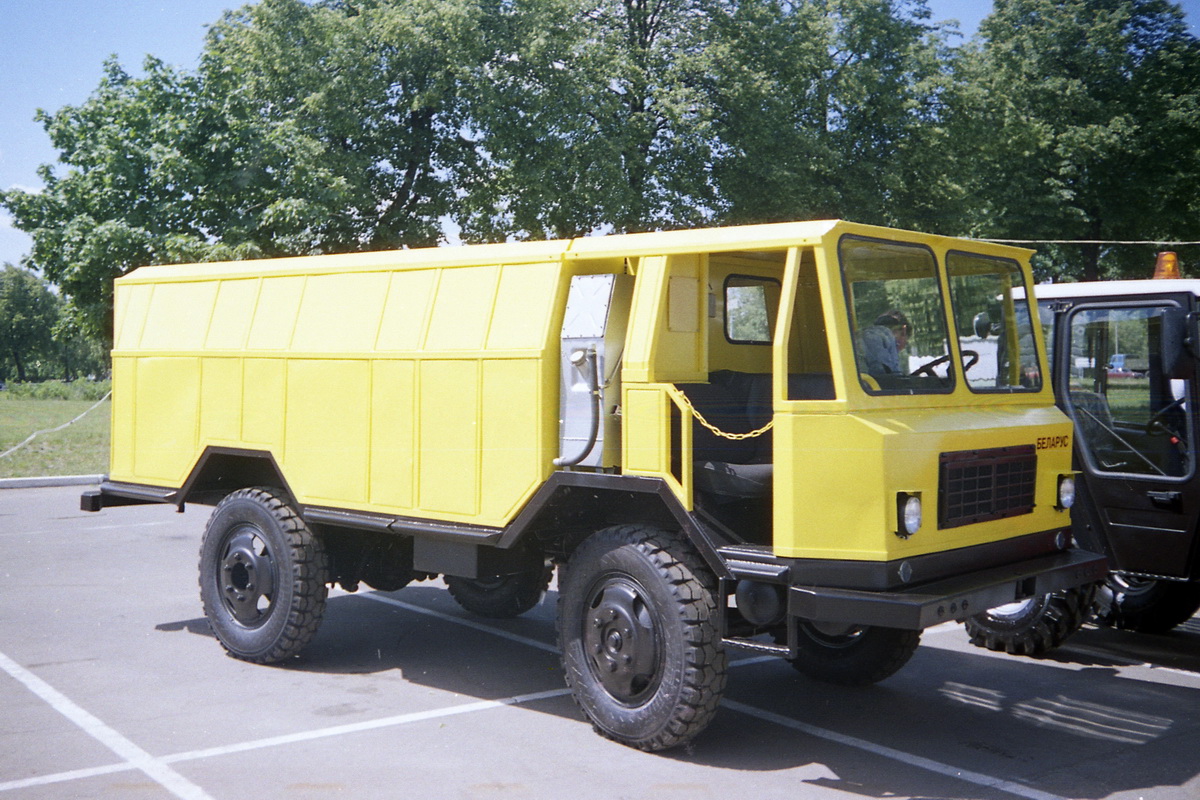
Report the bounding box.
[788,548,1109,630]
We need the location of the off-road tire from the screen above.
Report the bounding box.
[199,487,329,664]
[965,584,1095,656]
[557,526,727,751]
[446,562,553,618]
[1097,576,1200,634]
[786,622,920,685]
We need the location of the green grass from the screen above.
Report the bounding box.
[0,396,111,478]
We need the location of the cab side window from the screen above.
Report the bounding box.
[724,275,779,344]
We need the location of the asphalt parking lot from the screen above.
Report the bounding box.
[3,484,1200,800]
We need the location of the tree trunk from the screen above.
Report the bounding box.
[11,349,26,382]
[1081,220,1103,281]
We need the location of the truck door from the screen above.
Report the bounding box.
[1059,300,1200,579]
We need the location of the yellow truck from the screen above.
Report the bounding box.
[82,220,1106,750]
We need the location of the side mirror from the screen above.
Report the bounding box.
[973,312,992,339]
[1161,308,1197,380]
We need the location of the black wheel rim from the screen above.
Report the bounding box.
[987,596,1043,621]
[582,575,662,705]
[1110,575,1157,601]
[217,524,278,627]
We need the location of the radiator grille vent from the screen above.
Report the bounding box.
[939,445,1037,529]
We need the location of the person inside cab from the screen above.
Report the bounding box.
[856,310,911,376]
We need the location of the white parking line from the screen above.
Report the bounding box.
[723,699,1071,800]
[352,590,561,653]
[0,649,214,799]
[1,592,1075,800]
[163,687,573,764]
[0,762,133,793]
[0,687,573,794]
[356,592,1069,800]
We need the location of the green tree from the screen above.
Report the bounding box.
[0,265,58,383]
[199,0,488,251]
[52,306,110,382]
[0,59,234,343]
[0,0,491,343]
[702,0,964,232]
[462,0,719,239]
[957,0,1200,280]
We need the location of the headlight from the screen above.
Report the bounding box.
[1057,475,1076,510]
[897,493,922,537]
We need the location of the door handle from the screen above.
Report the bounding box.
[1147,490,1182,509]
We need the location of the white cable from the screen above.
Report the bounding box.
[0,390,112,460]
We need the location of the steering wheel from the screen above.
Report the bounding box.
[1145,397,1186,437]
[910,350,979,378]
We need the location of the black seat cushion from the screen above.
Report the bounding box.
[694,461,773,499]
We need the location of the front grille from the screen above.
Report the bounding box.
[939,445,1037,529]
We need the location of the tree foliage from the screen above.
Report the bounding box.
[462,0,720,239]
[1,0,1199,346]
[199,0,489,251]
[1,0,491,340]
[957,0,1200,280]
[0,266,56,382]
[0,60,226,342]
[0,265,105,383]
[703,0,965,232]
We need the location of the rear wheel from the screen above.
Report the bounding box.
[558,526,727,751]
[199,487,328,664]
[446,561,553,618]
[785,621,920,685]
[1097,576,1200,634]
[965,584,1094,656]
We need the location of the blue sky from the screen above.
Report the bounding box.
[2,0,1199,268]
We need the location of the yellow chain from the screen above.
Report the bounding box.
[673,391,774,441]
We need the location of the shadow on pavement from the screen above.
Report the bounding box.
[1042,619,1200,674]
[155,584,1200,799]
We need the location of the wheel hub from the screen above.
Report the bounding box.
[1110,574,1157,601]
[583,578,660,704]
[218,527,277,626]
[989,596,1041,620]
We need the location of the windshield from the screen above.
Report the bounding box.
[840,236,953,395]
[1064,304,1193,479]
[946,252,1042,393]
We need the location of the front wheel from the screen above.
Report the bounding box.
[558,526,727,751]
[965,585,1094,656]
[199,487,329,664]
[785,621,920,685]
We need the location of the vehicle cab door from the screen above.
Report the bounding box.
[1056,298,1200,579]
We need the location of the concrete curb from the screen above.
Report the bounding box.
[0,475,105,490]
